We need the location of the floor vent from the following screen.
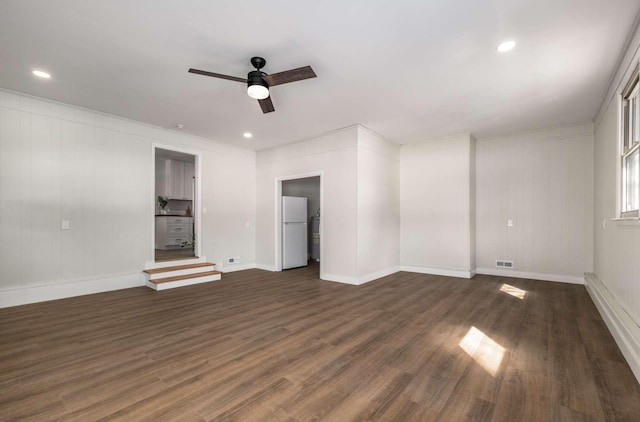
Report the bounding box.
[496,260,514,268]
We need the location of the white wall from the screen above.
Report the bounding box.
[475,124,594,283]
[400,134,475,277]
[587,19,640,381]
[255,125,401,284]
[0,89,256,306]
[256,126,359,280]
[594,99,640,324]
[356,127,401,281]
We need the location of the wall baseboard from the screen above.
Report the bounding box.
[357,266,401,284]
[255,264,278,272]
[584,273,640,383]
[475,268,584,284]
[402,265,475,279]
[322,273,361,285]
[218,263,257,273]
[0,273,146,308]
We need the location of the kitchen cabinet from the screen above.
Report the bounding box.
[157,159,195,200]
[167,160,186,199]
[184,162,195,200]
[155,216,193,249]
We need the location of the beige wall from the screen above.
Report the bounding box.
[400,134,475,276]
[255,125,401,284]
[0,89,256,304]
[476,124,594,282]
[356,126,401,281]
[256,126,359,281]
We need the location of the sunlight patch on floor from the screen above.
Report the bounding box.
[500,283,527,299]
[459,326,506,377]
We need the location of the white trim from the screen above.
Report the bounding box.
[402,265,475,279]
[357,266,401,284]
[255,264,278,272]
[322,273,362,285]
[0,273,145,308]
[144,256,207,270]
[217,263,257,273]
[595,14,640,128]
[475,268,584,284]
[254,266,399,286]
[145,265,216,281]
[151,143,203,264]
[146,273,221,291]
[274,172,324,279]
[584,273,640,383]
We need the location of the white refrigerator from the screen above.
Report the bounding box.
[282,196,308,269]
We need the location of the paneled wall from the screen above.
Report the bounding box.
[356,126,401,281]
[255,125,401,284]
[256,126,359,280]
[400,135,475,276]
[594,73,640,327]
[0,89,256,300]
[475,124,594,282]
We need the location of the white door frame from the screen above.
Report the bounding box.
[151,143,202,262]
[275,172,324,280]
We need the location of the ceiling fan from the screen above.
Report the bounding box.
[188,57,317,114]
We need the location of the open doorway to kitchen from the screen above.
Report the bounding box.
[153,146,200,262]
[276,174,322,279]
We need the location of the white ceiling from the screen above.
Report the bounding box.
[1,0,639,150]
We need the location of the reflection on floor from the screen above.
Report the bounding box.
[155,247,196,262]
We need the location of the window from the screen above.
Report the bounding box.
[621,69,640,217]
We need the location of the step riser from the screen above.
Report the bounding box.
[146,274,221,291]
[144,256,207,270]
[146,266,215,281]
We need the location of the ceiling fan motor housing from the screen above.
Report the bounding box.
[247,70,269,99]
[248,70,268,87]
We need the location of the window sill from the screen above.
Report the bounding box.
[612,217,640,226]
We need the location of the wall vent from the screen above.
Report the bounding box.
[495,260,514,268]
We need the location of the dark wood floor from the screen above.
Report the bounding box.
[1,266,639,421]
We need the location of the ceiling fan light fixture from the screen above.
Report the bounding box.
[247,71,269,100]
[247,84,269,100]
[497,40,516,53]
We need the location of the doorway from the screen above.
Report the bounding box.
[277,174,322,278]
[153,145,200,262]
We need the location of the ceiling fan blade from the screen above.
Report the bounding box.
[258,96,275,113]
[188,68,247,83]
[263,66,316,87]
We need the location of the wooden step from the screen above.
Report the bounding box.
[143,262,217,281]
[145,270,222,291]
[143,262,214,275]
[151,270,222,284]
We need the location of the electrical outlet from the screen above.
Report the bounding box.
[227,256,240,264]
[61,220,70,230]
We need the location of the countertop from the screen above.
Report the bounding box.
[155,214,192,217]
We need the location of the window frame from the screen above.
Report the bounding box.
[620,68,640,218]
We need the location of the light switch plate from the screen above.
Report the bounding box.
[61,220,70,230]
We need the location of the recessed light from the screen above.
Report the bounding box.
[497,40,516,53]
[243,132,253,138]
[32,70,51,79]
